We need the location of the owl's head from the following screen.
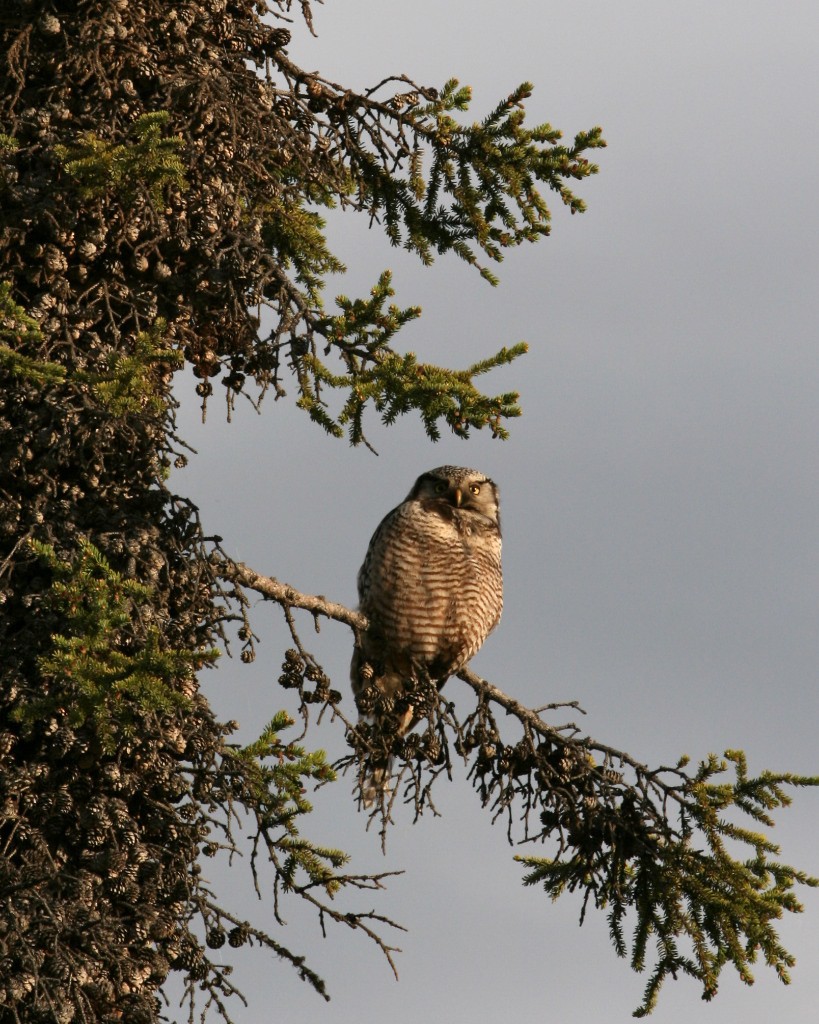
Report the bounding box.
[408,466,500,528]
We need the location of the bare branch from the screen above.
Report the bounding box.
[222,559,366,633]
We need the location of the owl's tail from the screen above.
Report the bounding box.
[357,712,395,808]
[352,654,413,808]
[360,760,391,809]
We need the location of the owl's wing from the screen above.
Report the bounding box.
[356,501,405,604]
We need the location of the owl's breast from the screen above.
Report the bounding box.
[358,501,502,676]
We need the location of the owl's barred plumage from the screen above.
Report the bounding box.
[352,466,503,806]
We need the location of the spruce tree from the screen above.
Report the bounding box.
[0,2,815,1022]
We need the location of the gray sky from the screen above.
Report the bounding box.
[171,1,819,1020]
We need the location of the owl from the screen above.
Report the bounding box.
[351,466,503,805]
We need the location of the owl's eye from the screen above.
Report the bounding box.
[470,484,481,495]
[434,481,448,494]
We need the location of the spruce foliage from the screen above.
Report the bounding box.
[515,749,818,1016]
[0,0,600,1018]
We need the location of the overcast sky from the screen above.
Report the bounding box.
[171,2,819,1021]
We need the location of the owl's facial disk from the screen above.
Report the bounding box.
[440,480,481,510]
[413,468,499,526]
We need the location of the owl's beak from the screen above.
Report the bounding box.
[453,487,463,507]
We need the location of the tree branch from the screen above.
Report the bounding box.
[218,555,819,1017]
[222,559,366,633]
